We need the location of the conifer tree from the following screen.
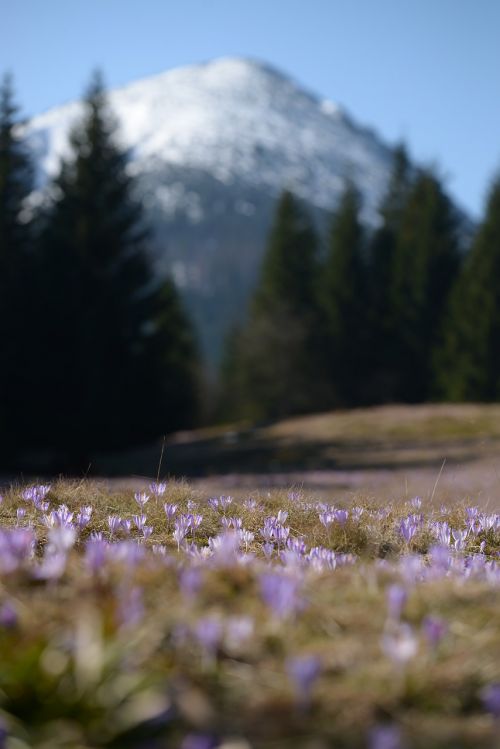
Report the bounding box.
[0,74,33,259]
[390,169,461,402]
[434,178,500,401]
[0,74,35,460]
[254,190,319,317]
[227,190,327,420]
[321,184,367,405]
[367,145,413,401]
[35,73,198,464]
[216,325,246,422]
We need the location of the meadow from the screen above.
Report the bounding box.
[0,473,499,748]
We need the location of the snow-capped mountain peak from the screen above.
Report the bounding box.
[23,57,396,361]
[25,57,391,221]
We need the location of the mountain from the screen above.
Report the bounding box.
[23,57,396,364]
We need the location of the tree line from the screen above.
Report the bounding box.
[2,70,500,470]
[0,73,199,470]
[220,147,500,420]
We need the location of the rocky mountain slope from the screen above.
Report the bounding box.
[24,57,396,363]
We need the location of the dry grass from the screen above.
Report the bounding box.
[86,404,500,512]
[0,479,498,748]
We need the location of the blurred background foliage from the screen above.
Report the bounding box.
[2,71,500,473]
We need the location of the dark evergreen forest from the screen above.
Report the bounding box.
[2,71,500,470]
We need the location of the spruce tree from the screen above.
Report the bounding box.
[321,183,367,405]
[35,73,198,465]
[367,145,413,402]
[0,74,35,461]
[216,325,246,422]
[0,74,33,260]
[254,190,319,316]
[434,178,500,401]
[390,169,461,402]
[379,144,413,230]
[228,190,327,421]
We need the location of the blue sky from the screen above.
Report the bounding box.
[3,0,500,218]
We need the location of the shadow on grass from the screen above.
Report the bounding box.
[93,429,490,480]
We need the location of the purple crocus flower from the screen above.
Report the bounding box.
[276,510,288,525]
[134,492,150,510]
[422,615,447,648]
[351,506,364,521]
[381,623,418,666]
[76,506,93,529]
[164,503,178,521]
[48,525,76,553]
[0,715,7,749]
[275,524,290,546]
[398,554,425,584]
[117,585,144,628]
[207,531,241,565]
[121,519,132,534]
[318,511,334,528]
[263,542,274,559]
[481,683,500,718]
[433,521,451,547]
[16,508,26,524]
[0,601,18,628]
[286,654,322,706]
[44,504,74,528]
[466,506,479,521]
[225,616,254,650]
[259,572,303,619]
[219,496,233,511]
[181,734,218,749]
[239,529,254,551]
[179,566,203,600]
[34,551,68,580]
[190,514,203,534]
[260,517,277,542]
[306,546,337,571]
[132,514,147,531]
[0,528,35,573]
[451,528,468,551]
[399,516,418,543]
[150,482,167,497]
[386,584,407,621]
[22,484,51,509]
[334,509,348,526]
[173,519,189,551]
[369,724,403,749]
[287,537,307,555]
[107,515,123,536]
[152,544,167,556]
[429,544,451,572]
[194,615,223,657]
[481,513,499,532]
[85,538,108,574]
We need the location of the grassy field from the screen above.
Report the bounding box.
[0,475,498,748]
[93,404,500,509]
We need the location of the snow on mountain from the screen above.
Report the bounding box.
[26,58,392,220]
[23,57,396,362]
